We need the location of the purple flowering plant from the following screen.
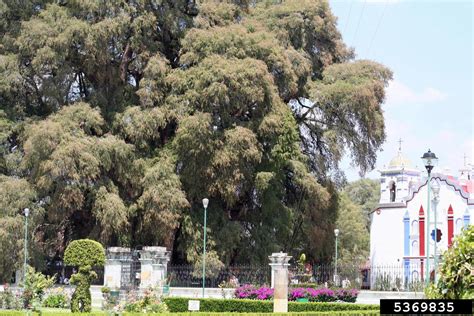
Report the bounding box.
[235,284,358,303]
[288,288,335,301]
[234,284,273,300]
[335,288,359,303]
[288,288,307,300]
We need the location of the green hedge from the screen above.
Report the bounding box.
[0,311,379,316]
[64,239,105,268]
[163,298,379,313]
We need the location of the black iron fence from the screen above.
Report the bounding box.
[289,262,425,292]
[167,265,271,288]
[43,261,104,285]
[167,263,425,292]
[40,261,425,292]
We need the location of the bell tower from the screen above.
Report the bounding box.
[379,139,421,203]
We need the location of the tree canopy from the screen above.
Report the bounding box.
[334,179,379,265]
[0,0,392,274]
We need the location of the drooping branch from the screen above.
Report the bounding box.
[120,43,133,83]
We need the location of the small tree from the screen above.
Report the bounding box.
[427,225,473,299]
[22,266,55,309]
[64,239,105,312]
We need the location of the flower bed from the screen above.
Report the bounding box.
[234,285,358,303]
[235,284,274,300]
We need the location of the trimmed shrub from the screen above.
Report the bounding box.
[163,297,378,313]
[64,239,105,313]
[289,302,377,312]
[0,311,379,316]
[64,239,106,268]
[70,266,97,313]
[290,283,319,288]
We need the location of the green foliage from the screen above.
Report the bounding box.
[100,286,121,311]
[424,283,443,299]
[0,0,391,267]
[343,179,380,230]
[335,192,369,266]
[0,287,22,310]
[0,311,380,316]
[333,179,379,267]
[63,241,100,314]
[69,266,97,313]
[124,299,168,313]
[163,297,378,313]
[0,175,38,282]
[123,287,168,313]
[42,293,69,308]
[22,266,56,308]
[431,225,473,299]
[63,239,105,268]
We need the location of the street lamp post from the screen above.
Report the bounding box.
[431,180,440,282]
[202,198,209,298]
[334,228,339,285]
[23,208,30,284]
[421,149,438,285]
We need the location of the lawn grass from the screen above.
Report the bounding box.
[0,311,380,316]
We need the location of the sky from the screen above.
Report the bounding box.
[329,0,473,181]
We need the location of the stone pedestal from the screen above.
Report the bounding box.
[269,252,292,313]
[104,247,131,289]
[139,247,171,289]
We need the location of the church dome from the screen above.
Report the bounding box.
[389,151,413,169]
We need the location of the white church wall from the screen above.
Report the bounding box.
[370,208,404,266]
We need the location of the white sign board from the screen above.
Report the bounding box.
[188,300,200,311]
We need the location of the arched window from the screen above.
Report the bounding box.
[411,220,419,235]
[411,240,419,256]
[455,218,463,234]
[389,181,396,202]
[412,271,419,281]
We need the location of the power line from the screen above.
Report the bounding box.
[352,0,367,48]
[343,0,354,35]
[366,0,389,59]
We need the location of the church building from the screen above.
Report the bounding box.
[369,146,473,286]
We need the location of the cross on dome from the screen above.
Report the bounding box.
[388,138,412,169]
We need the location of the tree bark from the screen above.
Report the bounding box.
[120,43,133,83]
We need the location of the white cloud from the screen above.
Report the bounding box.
[386,80,447,105]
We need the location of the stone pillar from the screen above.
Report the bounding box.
[104,247,131,289]
[269,252,292,313]
[139,247,170,289]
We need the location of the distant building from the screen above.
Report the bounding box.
[369,146,473,286]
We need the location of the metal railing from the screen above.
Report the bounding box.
[39,261,427,292]
[288,262,426,292]
[167,265,271,288]
[43,264,104,285]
